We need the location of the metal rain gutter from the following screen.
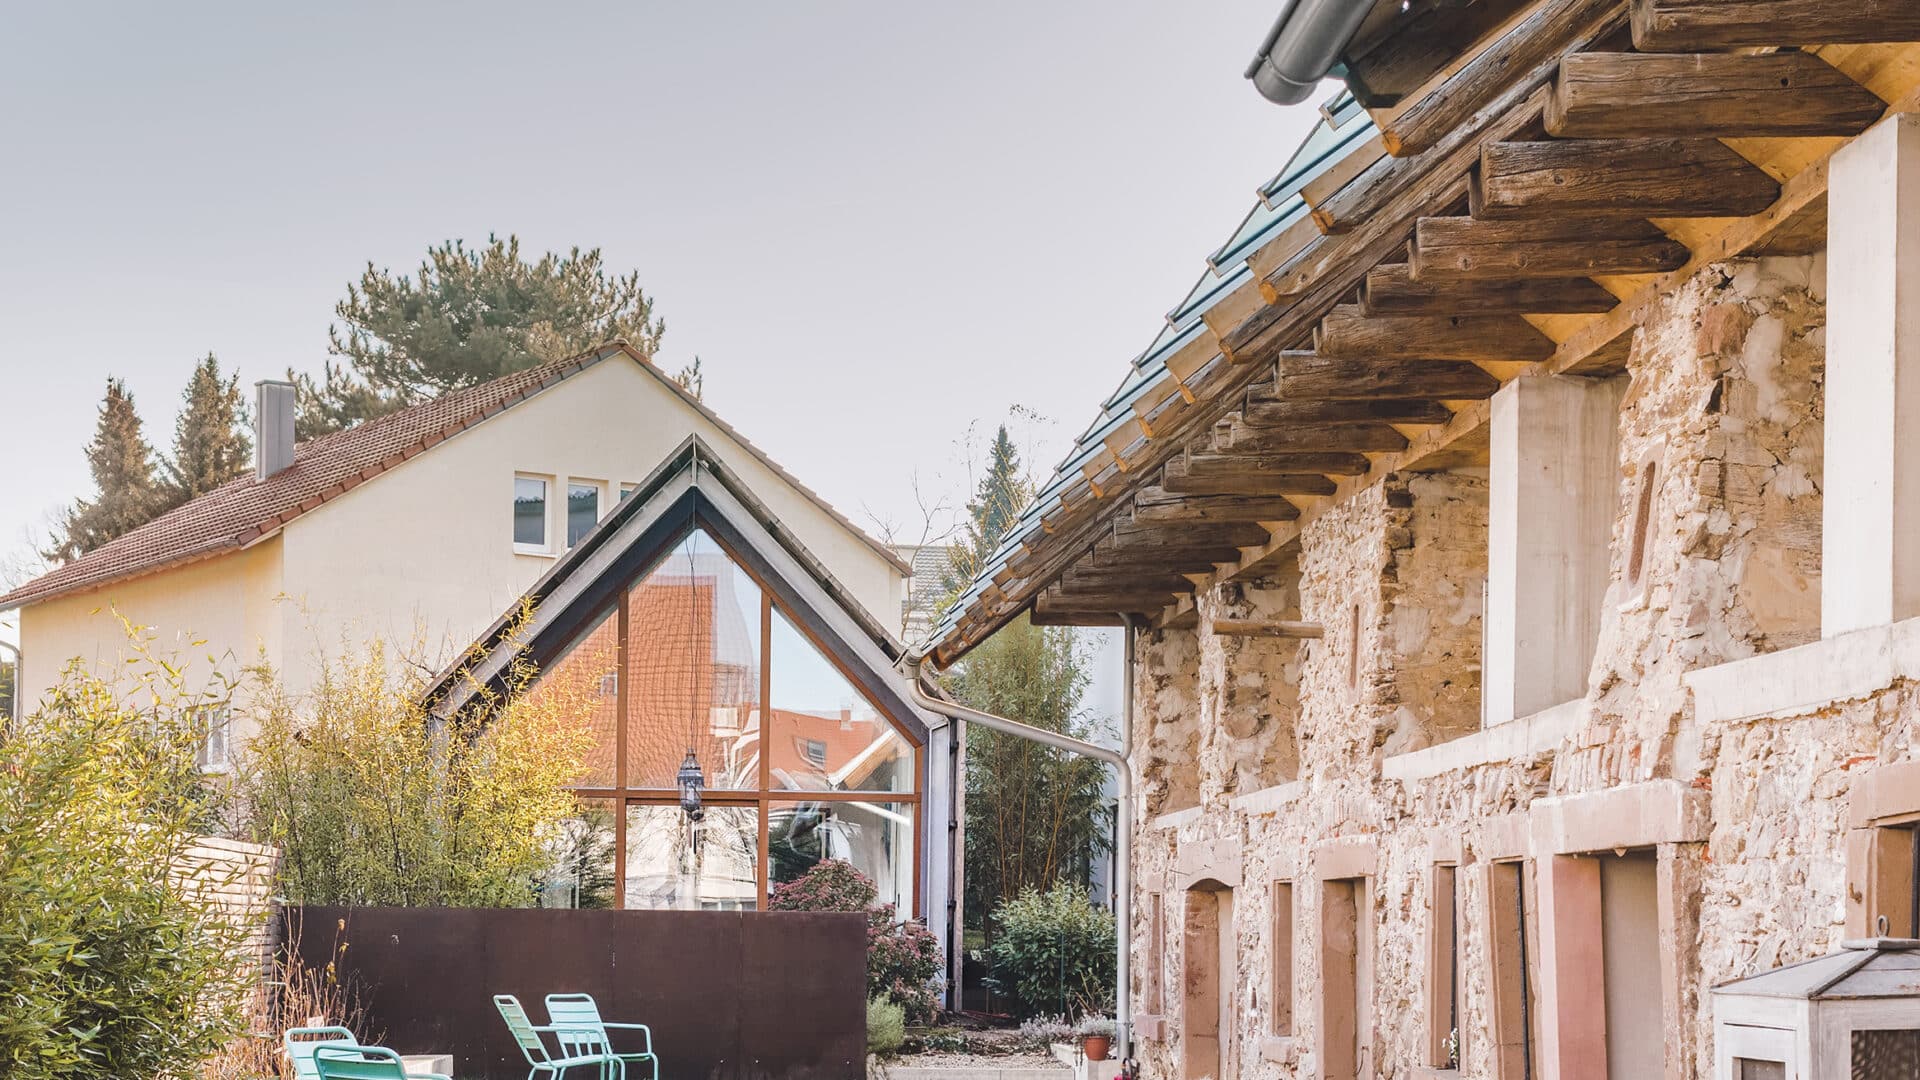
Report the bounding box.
[1244,0,1375,106]
[901,622,1139,1061]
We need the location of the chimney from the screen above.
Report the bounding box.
[254,379,297,479]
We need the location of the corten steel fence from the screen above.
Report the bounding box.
[289,906,868,1080]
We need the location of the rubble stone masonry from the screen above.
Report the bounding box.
[1126,257,1880,1080]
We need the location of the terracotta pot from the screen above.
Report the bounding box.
[1082,1035,1111,1062]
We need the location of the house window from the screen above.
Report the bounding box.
[521,526,922,914]
[567,481,602,547]
[1625,458,1659,598]
[194,705,230,771]
[1272,881,1295,1036]
[1430,864,1461,1069]
[1863,822,1920,938]
[1489,861,1537,1080]
[514,476,549,551]
[1318,876,1369,1080]
[1147,892,1165,1015]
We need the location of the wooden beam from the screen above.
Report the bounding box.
[1111,518,1273,550]
[1361,263,1619,316]
[1088,545,1244,571]
[1132,488,1301,524]
[1216,420,1412,455]
[1315,305,1558,361]
[1240,395,1455,428]
[1275,352,1503,401]
[1341,0,1534,108]
[1161,456,1346,498]
[1630,0,1920,51]
[1378,0,1623,157]
[1547,51,1885,140]
[1408,215,1691,281]
[1472,138,1781,220]
[1209,618,1325,639]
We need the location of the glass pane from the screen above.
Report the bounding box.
[1853,1030,1920,1078]
[770,799,913,916]
[514,477,547,546]
[625,530,762,790]
[625,804,760,910]
[539,799,617,909]
[524,606,620,787]
[769,608,912,793]
[567,483,600,547]
[1734,1060,1786,1080]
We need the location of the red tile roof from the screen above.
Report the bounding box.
[1,343,907,610]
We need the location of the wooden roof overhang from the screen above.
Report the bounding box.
[928,0,1920,669]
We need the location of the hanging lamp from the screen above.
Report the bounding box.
[677,535,705,822]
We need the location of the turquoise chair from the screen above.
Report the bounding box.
[546,993,658,1080]
[495,994,619,1079]
[286,1027,449,1080]
[313,1046,450,1080]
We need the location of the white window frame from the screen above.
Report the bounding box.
[565,478,607,548]
[514,473,554,555]
[194,704,231,773]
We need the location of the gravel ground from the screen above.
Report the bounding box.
[889,1051,1070,1071]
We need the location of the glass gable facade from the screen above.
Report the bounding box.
[530,526,921,913]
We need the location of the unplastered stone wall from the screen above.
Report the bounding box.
[1126,256,1843,1080]
[1564,254,1827,794]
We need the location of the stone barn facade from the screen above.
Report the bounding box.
[928,5,1920,1079]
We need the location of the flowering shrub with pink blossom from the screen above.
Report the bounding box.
[770,859,942,1023]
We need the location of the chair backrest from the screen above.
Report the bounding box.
[313,1045,408,1080]
[285,1026,361,1080]
[545,993,610,1057]
[494,994,552,1065]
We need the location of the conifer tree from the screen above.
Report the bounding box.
[162,354,251,504]
[47,379,165,561]
[304,234,668,436]
[941,424,1027,601]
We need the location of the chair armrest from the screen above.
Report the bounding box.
[405,1073,453,1080]
[607,1023,653,1052]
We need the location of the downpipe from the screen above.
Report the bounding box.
[901,617,1139,1062]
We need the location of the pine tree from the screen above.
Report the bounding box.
[307,234,668,435]
[162,354,251,504]
[47,379,165,561]
[941,424,1027,602]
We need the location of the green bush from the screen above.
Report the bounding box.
[866,996,906,1057]
[984,885,1116,1020]
[769,859,943,1024]
[0,659,251,1079]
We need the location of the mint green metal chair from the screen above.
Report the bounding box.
[546,993,658,1080]
[495,994,618,1079]
[286,1027,449,1080]
[313,1045,450,1080]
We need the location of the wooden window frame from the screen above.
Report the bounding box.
[1429,863,1461,1070]
[1487,860,1538,1080]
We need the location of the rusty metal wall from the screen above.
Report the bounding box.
[291,907,867,1080]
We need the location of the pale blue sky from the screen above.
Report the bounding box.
[0,2,1327,667]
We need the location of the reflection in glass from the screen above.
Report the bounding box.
[769,608,911,793]
[625,530,762,790]
[514,477,547,547]
[567,483,600,546]
[770,799,913,915]
[525,607,619,787]
[540,799,617,909]
[625,804,759,910]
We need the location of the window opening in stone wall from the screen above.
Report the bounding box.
[1490,861,1535,1080]
[1626,459,1658,597]
[1272,881,1294,1036]
[1598,850,1661,1080]
[1183,886,1234,1080]
[1148,892,1165,1015]
[1430,864,1460,1069]
[1867,822,1920,938]
[1348,602,1362,689]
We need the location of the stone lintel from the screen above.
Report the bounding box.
[1528,779,1709,856]
[1313,835,1380,880]
[1848,758,1920,827]
[1173,834,1243,891]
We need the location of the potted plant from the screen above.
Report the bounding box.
[1075,1016,1116,1062]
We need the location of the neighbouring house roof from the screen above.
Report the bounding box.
[1,343,907,612]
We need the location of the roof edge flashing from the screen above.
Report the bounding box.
[1245,0,1374,107]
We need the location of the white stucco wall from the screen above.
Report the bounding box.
[17,356,903,712]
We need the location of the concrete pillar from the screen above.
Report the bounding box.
[1824,113,1920,637]
[1485,376,1622,725]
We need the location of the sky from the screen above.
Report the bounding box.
[0,2,1329,669]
